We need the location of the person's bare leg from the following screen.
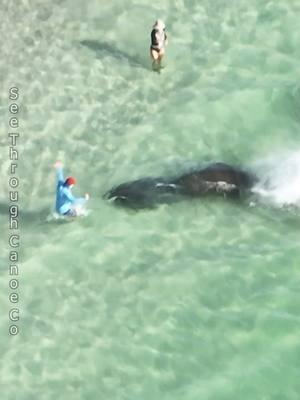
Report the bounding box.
[151,48,160,71]
[157,48,165,69]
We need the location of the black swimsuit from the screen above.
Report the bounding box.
[150,28,167,51]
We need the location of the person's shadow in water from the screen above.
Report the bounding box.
[80,40,148,70]
[0,202,68,227]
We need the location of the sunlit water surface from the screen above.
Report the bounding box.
[1,0,300,399]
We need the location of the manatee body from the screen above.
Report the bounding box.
[173,162,254,197]
[104,162,256,209]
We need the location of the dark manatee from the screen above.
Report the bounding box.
[104,162,257,210]
[104,178,179,209]
[173,162,255,197]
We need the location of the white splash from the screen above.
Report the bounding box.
[252,151,300,208]
[46,205,89,222]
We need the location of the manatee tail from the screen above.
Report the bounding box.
[103,177,181,209]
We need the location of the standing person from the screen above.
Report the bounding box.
[54,161,89,217]
[150,19,168,70]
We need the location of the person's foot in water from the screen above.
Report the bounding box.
[152,60,162,73]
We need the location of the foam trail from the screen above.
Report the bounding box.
[252,151,300,207]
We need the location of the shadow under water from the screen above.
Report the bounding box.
[0,202,55,226]
[80,40,147,70]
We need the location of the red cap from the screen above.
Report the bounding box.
[65,176,76,186]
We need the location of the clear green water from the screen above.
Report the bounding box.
[1,0,300,399]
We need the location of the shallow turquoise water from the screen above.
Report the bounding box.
[1,1,300,399]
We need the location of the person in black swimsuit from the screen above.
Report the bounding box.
[150,20,167,70]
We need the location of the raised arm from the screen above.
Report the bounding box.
[54,161,64,184]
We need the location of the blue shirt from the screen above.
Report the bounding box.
[55,168,86,215]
